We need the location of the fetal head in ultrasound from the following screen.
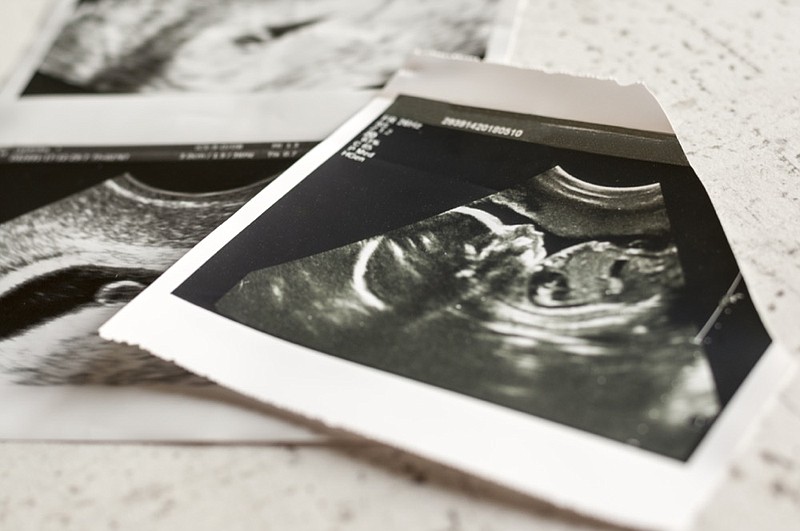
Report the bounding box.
[30,0,497,94]
[0,175,263,385]
[215,166,719,460]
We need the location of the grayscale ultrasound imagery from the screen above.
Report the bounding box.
[0,166,274,385]
[215,167,717,459]
[26,0,499,94]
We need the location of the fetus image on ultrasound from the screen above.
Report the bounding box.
[0,174,265,385]
[29,0,497,94]
[215,166,720,459]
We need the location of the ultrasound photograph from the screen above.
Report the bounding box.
[175,96,771,460]
[24,0,500,95]
[0,150,299,385]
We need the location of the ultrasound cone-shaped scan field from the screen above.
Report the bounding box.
[215,167,717,459]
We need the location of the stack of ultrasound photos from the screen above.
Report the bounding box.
[2,2,790,529]
[0,0,515,440]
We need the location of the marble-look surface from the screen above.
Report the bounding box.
[1,0,798,529]
[507,2,800,529]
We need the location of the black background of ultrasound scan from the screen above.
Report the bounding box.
[175,117,770,414]
[0,152,305,345]
[0,158,299,225]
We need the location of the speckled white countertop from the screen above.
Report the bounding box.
[1,1,799,529]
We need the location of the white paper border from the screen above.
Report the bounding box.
[0,91,373,147]
[384,54,674,134]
